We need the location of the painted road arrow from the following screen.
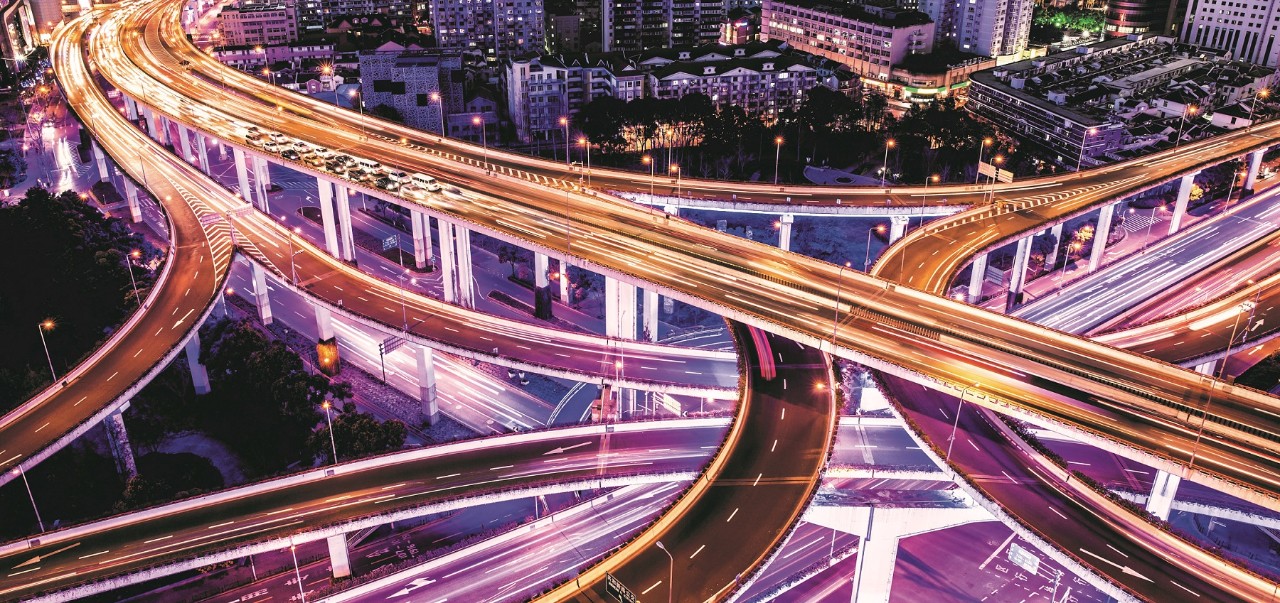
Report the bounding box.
[13,542,81,569]
[543,442,592,455]
[1079,548,1152,582]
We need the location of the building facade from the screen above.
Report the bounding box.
[761,0,933,81]
[358,50,465,132]
[1181,0,1280,68]
[916,0,1033,60]
[430,0,546,60]
[602,0,725,52]
[1105,0,1176,37]
[218,1,299,47]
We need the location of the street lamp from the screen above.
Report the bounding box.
[1175,104,1198,148]
[1076,127,1098,172]
[37,319,56,381]
[670,163,681,198]
[430,91,445,137]
[881,138,895,187]
[577,136,591,186]
[559,116,570,165]
[1058,241,1082,288]
[773,135,784,186]
[1189,299,1258,472]
[1224,169,1247,213]
[289,544,306,603]
[396,272,415,331]
[474,115,488,170]
[642,154,655,202]
[1248,88,1270,128]
[655,540,674,603]
[322,400,338,465]
[1144,205,1165,248]
[975,137,993,184]
[919,174,939,228]
[864,225,885,270]
[832,261,852,346]
[349,88,366,140]
[261,67,275,86]
[125,249,142,305]
[987,155,1004,205]
[11,467,44,532]
[945,383,980,465]
[286,226,302,285]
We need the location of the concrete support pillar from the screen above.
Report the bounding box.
[643,289,660,342]
[122,178,142,224]
[454,226,475,309]
[663,205,679,216]
[777,213,794,251]
[195,135,210,175]
[124,97,138,121]
[1244,150,1264,193]
[315,305,335,340]
[251,261,273,325]
[335,187,356,263]
[1146,470,1181,521]
[1005,236,1032,312]
[104,405,138,478]
[1088,202,1117,273]
[967,253,988,301]
[252,156,271,214]
[158,115,171,146]
[1168,174,1196,235]
[1045,223,1064,267]
[888,215,910,244]
[438,220,458,304]
[232,148,254,206]
[605,277,638,339]
[91,141,110,182]
[314,305,340,375]
[327,534,351,579]
[1194,360,1216,375]
[534,253,550,288]
[558,260,570,303]
[185,334,210,395]
[533,252,553,319]
[411,210,431,269]
[416,346,439,425]
[143,108,166,145]
[316,179,340,258]
[177,124,193,165]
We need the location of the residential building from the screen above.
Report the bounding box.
[213,40,336,68]
[218,1,299,47]
[358,48,465,133]
[603,0,726,52]
[547,14,582,52]
[448,87,501,141]
[761,0,934,82]
[916,0,1034,60]
[1105,0,1178,37]
[1181,0,1280,68]
[430,0,546,60]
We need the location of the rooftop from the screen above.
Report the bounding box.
[767,0,933,28]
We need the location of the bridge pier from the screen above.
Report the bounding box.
[233,148,254,206]
[1005,236,1032,312]
[104,405,138,478]
[807,505,993,603]
[335,187,356,263]
[176,124,193,165]
[533,252,553,319]
[1044,223,1064,269]
[91,141,110,182]
[605,277,638,339]
[558,259,570,303]
[250,261,274,325]
[888,215,909,244]
[1194,359,1216,375]
[416,345,440,425]
[1169,174,1197,235]
[1087,202,1117,273]
[314,305,340,375]
[438,220,458,304]
[316,178,341,257]
[411,210,432,270]
[1146,469,1181,521]
[124,97,138,121]
[778,213,794,251]
[437,220,475,308]
[185,334,211,395]
[1244,150,1264,194]
[122,179,142,223]
[252,156,271,214]
[967,252,988,301]
[663,205,679,216]
[643,288,660,342]
[195,134,210,175]
[327,534,351,579]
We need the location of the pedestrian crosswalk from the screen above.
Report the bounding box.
[1118,213,1160,233]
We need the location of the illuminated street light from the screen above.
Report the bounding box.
[1076,127,1098,172]
[37,319,56,381]
[474,115,489,170]
[669,163,682,198]
[975,137,993,184]
[1175,104,1198,148]
[881,138,895,187]
[559,116,570,165]
[10,466,44,532]
[832,261,852,346]
[773,136,784,186]
[322,400,338,465]
[429,91,445,137]
[945,383,981,465]
[125,249,142,305]
[655,540,674,603]
[642,154,655,202]
[577,136,590,186]
[864,224,886,271]
[348,88,365,140]
[1248,88,1269,129]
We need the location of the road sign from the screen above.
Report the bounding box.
[382,234,398,251]
[1007,542,1041,574]
[605,572,637,603]
[978,162,1015,184]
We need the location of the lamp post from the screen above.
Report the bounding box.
[864,225,885,270]
[1175,105,1198,148]
[655,541,674,603]
[261,67,275,86]
[670,163,681,198]
[577,136,591,187]
[286,226,302,285]
[125,249,142,305]
[987,155,1004,205]
[37,319,56,381]
[11,467,44,532]
[1248,88,1270,128]
[1076,127,1097,172]
[975,137,993,184]
[559,116,570,165]
[881,138,895,187]
[396,273,414,331]
[832,261,851,346]
[1144,205,1165,248]
[1058,241,1082,289]
[1224,169,1247,213]
[221,287,234,317]
[1188,299,1257,472]
[920,174,939,228]
[945,383,980,464]
[474,115,488,170]
[430,91,445,137]
[349,88,366,140]
[773,135,784,186]
[289,544,306,603]
[322,400,338,465]
[642,154,655,202]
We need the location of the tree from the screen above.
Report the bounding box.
[309,409,407,462]
[574,96,629,152]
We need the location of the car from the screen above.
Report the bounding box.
[376,177,400,191]
[268,132,289,143]
[333,154,354,165]
[262,141,280,153]
[410,173,442,192]
[305,154,326,167]
[281,148,300,160]
[312,147,333,159]
[293,141,312,154]
[326,159,348,175]
[245,134,265,148]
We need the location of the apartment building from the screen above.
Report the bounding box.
[1181,0,1280,68]
[218,1,299,47]
[431,0,546,60]
[761,0,933,81]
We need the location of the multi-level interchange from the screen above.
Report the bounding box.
[2,0,1280,601]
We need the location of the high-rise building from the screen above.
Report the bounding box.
[358,49,465,132]
[1181,0,1280,68]
[917,0,1033,59]
[218,1,299,47]
[1105,0,1176,37]
[430,0,546,60]
[761,0,933,81]
[0,0,36,86]
[602,0,725,52]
